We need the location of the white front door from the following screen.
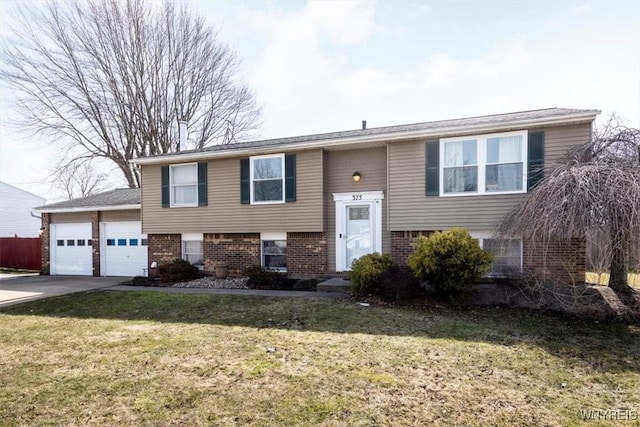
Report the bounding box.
[333,191,384,271]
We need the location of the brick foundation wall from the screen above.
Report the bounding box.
[287,232,327,277]
[91,211,100,277]
[148,234,182,273]
[390,231,586,285]
[523,238,586,285]
[204,233,260,277]
[390,231,434,268]
[41,213,50,275]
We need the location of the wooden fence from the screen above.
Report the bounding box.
[0,237,42,271]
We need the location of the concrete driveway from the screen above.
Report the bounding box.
[0,274,125,308]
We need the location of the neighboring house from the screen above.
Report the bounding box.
[34,189,146,276]
[0,181,46,237]
[127,107,598,284]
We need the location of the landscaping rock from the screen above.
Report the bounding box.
[172,276,249,289]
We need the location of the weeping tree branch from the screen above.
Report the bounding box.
[1,0,262,188]
[498,115,640,294]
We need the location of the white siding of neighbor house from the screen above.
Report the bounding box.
[0,182,46,237]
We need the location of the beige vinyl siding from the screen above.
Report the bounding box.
[50,212,92,224]
[100,210,140,222]
[388,123,592,231]
[141,149,323,234]
[542,123,592,168]
[324,147,389,272]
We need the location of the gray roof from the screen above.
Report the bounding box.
[35,188,140,211]
[140,107,599,161]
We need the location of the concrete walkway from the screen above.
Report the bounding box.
[0,275,128,308]
[0,274,349,308]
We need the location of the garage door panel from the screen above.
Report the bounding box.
[102,222,148,277]
[51,223,92,275]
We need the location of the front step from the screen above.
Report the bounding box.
[317,277,351,294]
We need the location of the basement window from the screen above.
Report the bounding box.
[182,233,204,270]
[473,233,523,276]
[261,232,287,272]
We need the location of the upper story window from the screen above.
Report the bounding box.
[251,154,285,204]
[161,162,208,208]
[443,139,478,192]
[170,163,198,206]
[440,131,527,196]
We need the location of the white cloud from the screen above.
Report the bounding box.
[317,2,375,45]
[422,38,530,89]
[241,1,379,136]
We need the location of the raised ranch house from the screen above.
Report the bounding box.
[37,108,599,283]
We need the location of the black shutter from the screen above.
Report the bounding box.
[527,132,545,191]
[197,162,208,206]
[425,141,439,196]
[161,165,170,208]
[285,154,296,202]
[240,158,250,204]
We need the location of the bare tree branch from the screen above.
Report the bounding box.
[51,159,108,200]
[1,0,262,188]
[498,116,640,294]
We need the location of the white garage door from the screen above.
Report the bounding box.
[102,222,148,277]
[50,223,93,275]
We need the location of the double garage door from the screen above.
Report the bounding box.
[50,222,148,277]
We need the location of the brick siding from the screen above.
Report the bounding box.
[148,234,181,274]
[287,232,327,277]
[523,238,586,285]
[91,211,100,277]
[203,233,260,277]
[40,213,50,275]
[390,231,434,268]
[390,230,586,284]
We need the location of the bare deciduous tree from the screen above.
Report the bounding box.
[1,0,261,188]
[498,115,640,295]
[53,160,107,200]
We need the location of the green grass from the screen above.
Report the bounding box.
[1,291,639,426]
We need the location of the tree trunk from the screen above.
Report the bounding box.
[609,229,630,293]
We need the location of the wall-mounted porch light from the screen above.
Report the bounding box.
[352,172,362,182]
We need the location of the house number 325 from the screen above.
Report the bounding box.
[352,194,362,200]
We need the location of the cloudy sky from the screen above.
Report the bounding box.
[1,0,638,202]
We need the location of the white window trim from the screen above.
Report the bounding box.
[260,232,287,272]
[170,163,198,207]
[471,231,523,276]
[250,153,285,205]
[439,130,528,197]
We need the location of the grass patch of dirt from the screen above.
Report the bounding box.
[1,290,638,426]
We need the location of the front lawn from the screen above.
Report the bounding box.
[1,291,638,426]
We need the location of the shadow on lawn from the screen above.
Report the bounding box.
[2,289,639,374]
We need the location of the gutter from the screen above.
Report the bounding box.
[131,111,600,165]
[34,204,141,214]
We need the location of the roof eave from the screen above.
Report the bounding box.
[34,204,141,214]
[131,110,600,165]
